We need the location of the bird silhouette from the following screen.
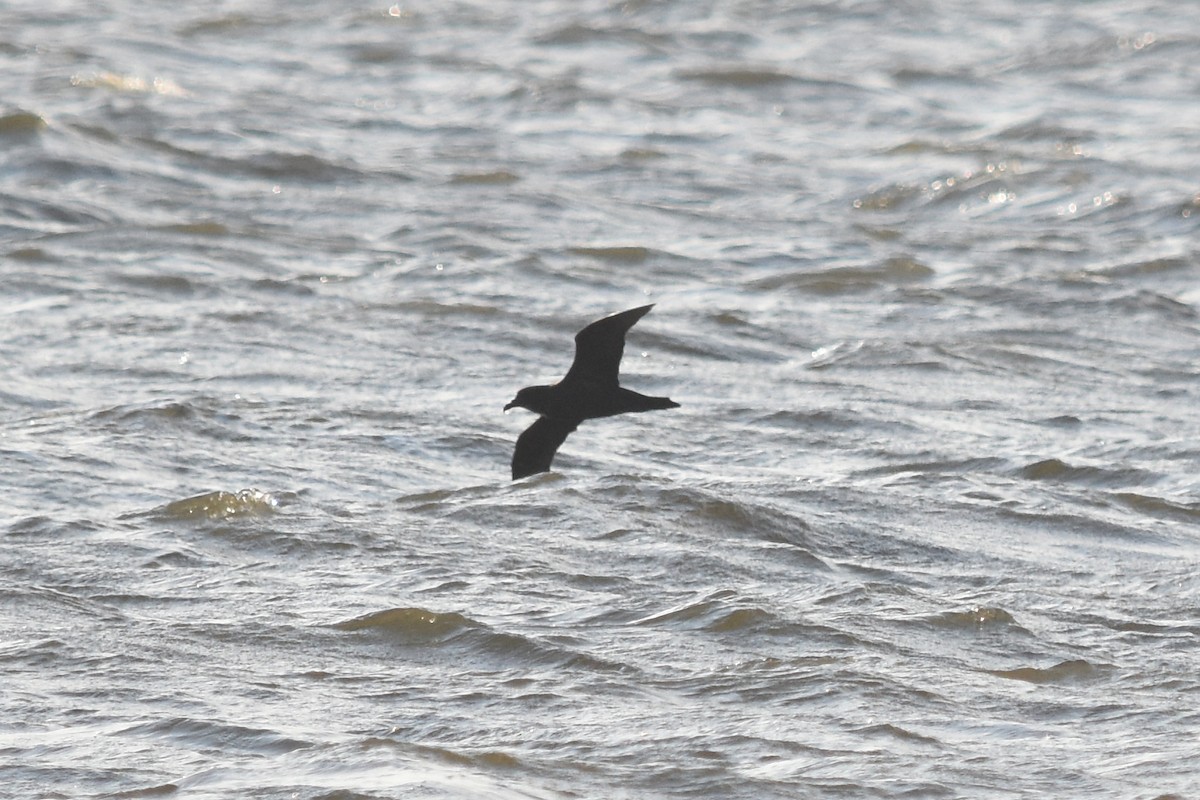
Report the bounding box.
[505,304,679,479]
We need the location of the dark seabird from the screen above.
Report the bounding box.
[504,304,679,479]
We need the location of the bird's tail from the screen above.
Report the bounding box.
[618,388,680,413]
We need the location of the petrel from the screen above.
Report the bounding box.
[504,304,679,480]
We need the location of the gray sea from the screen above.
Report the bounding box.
[3,1,1199,798]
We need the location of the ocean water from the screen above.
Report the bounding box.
[2,1,1199,797]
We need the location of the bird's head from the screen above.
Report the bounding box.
[504,385,553,415]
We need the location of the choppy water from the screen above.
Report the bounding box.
[3,1,1199,797]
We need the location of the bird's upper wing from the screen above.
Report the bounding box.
[512,415,579,479]
[563,304,654,388]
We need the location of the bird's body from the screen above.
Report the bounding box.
[505,304,678,479]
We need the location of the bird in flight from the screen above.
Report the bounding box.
[504,304,679,480]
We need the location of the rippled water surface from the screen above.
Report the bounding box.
[3,1,1199,798]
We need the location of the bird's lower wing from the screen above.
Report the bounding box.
[512,416,579,480]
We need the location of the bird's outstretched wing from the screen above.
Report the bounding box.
[512,416,580,479]
[564,304,654,388]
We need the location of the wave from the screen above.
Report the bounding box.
[333,607,632,672]
[155,489,281,521]
[748,256,934,294]
[987,658,1109,684]
[332,606,477,642]
[117,717,310,755]
[924,606,1021,630]
[1016,457,1158,489]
